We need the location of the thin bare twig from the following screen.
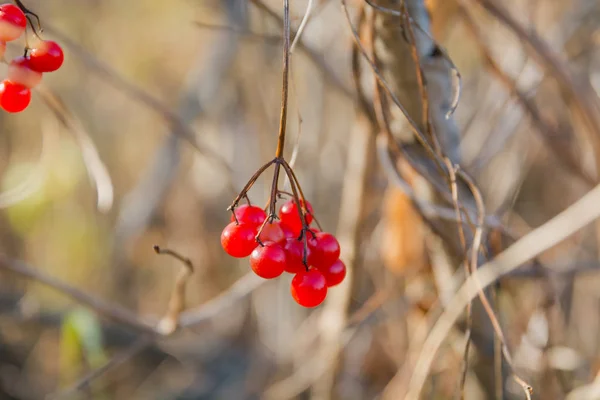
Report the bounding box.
[364,0,462,119]
[290,0,314,53]
[153,246,194,335]
[444,159,472,400]
[249,0,353,98]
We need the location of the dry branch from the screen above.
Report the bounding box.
[407,180,600,398]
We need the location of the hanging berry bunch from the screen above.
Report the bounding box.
[220,0,346,308]
[0,1,64,113]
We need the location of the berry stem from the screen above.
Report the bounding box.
[254,161,283,243]
[227,158,276,214]
[268,161,282,217]
[275,0,290,159]
[13,0,41,30]
[280,160,312,270]
[282,159,321,229]
[256,158,285,241]
[282,161,307,207]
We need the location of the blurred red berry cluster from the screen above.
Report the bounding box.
[221,199,346,308]
[0,3,64,113]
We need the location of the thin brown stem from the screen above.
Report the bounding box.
[275,0,291,158]
[365,0,462,118]
[444,159,472,400]
[341,0,435,161]
[14,0,41,30]
[255,161,283,245]
[228,159,276,215]
[398,2,441,154]
[280,160,313,269]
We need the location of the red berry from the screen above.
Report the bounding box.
[280,223,296,239]
[250,241,286,279]
[28,40,64,72]
[283,238,310,273]
[0,80,30,113]
[279,199,314,235]
[308,232,340,268]
[290,268,328,307]
[221,222,258,258]
[257,220,285,243]
[319,259,346,287]
[230,204,266,227]
[8,56,42,88]
[0,4,26,42]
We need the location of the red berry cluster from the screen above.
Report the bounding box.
[221,199,346,308]
[0,3,64,113]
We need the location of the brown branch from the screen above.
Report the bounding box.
[0,254,157,334]
[471,0,600,175]
[0,253,260,334]
[458,5,596,187]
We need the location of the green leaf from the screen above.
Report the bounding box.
[59,308,109,395]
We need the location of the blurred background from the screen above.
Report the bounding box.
[1,0,600,399]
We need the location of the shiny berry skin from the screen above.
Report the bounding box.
[258,220,285,243]
[279,199,314,235]
[291,268,328,307]
[250,241,286,279]
[0,4,26,42]
[230,204,266,227]
[280,223,296,239]
[28,40,64,73]
[308,232,340,268]
[319,259,346,287]
[8,57,42,88]
[283,238,310,273]
[221,222,258,258]
[0,80,30,113]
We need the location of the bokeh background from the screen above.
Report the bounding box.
[1,0,600,399]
